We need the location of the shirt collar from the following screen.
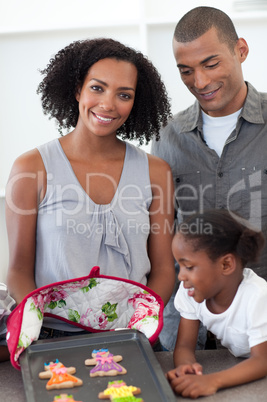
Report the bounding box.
[179,100,201,133]
[240,82,264,124]
[180,81,264,132]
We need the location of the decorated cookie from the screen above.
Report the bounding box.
[85,348,127,377]
[39,360,77,378]
[51,395,83,402]
[39,360,83,390]
[98,380,143,401]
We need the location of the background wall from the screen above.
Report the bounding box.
[1,0,267,282]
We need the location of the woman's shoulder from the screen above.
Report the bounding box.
[147,152,172,185]
[6,147,47,205]
[147,152,172,169]
[9,139,60,178]
[9,147,44,177]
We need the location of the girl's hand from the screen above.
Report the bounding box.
[167,372,218,399]
[176,362,203,376]
[166,362,202,381]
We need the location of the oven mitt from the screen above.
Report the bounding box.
[6,266,163,370]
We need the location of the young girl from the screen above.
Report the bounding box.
[5,38,175,345]
[167,209,267,398]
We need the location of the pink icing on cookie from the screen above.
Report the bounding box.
[111,381,126,388]
[53,367,68,375]
[90,352,123,374]
[95,355,114,364]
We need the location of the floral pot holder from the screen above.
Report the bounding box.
[6,266,164,370]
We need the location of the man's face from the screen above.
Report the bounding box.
[173,27,248,117]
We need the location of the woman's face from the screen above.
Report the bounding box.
[76,58,137,139]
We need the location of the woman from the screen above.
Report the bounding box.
[5,38,175,338]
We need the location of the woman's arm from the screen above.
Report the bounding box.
[5,149,46,304]
[146,154,175,305]
[0,345,10,362]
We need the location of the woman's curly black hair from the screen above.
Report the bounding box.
[37,38,172,145]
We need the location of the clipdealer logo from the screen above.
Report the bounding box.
[227,170,262,230]
[176,169,263,231]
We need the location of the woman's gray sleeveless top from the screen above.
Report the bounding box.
[35,139,152,289]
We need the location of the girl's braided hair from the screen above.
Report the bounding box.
[178,209,265,267]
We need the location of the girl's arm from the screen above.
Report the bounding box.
[207,341,267,392]
[173,317,201,369]
[170,335,267,398]
[167,317,202,384]
[5,149,46,304]
[146,154,175,306]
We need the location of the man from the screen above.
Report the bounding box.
[151,6,267,351]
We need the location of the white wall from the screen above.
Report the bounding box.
[1,0,267,282]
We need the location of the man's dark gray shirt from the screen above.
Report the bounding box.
[152,82,267,280]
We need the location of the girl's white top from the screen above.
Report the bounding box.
[175,268,267,357]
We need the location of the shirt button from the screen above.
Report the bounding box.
[218,172,223,178]
[264,169,267,174]
[176,178,180,183]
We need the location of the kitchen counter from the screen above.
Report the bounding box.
[1,349,267,401]
[157,349,267,401]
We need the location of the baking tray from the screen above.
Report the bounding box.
[20,329,176,401]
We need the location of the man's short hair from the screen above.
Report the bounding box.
[174,6,239,52]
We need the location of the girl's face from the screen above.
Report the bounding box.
[76,58,137,139]
[173,233,225,304]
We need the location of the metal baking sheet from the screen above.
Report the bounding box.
[20,329,176,401]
